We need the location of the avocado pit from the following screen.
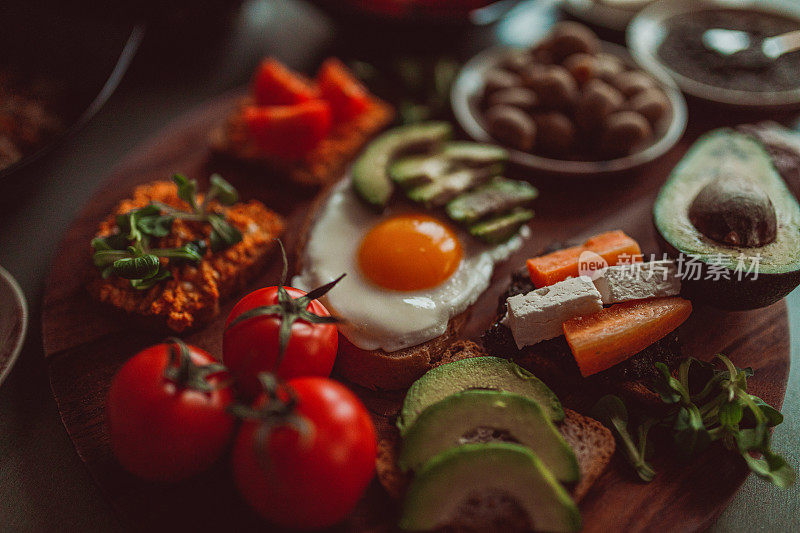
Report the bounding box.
[688,174,777,247]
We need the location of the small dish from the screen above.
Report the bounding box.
[451,41,687,177]
[0,266,27,388]
[627,0,800,109]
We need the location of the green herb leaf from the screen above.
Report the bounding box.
[208,213,242,252]
[137,214,174,238]
[673,405,711,456]
[742,395,783,427]
[112,254,160,280]
[172,174,199,211]
[719,399,744,429]
[207,174,239,206]
[742,450,797,488]
[93,249,131,268]
[592,395,656,482]
[130,269,171,289]
[153,244,203,263]
[653,362,684,404]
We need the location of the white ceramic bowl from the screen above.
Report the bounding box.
[451,41,688,177]
[628,0,800,108]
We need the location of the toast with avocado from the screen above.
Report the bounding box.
[375,341,615,532]
[294,123,539,391]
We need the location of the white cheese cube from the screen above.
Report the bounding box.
[506,277,603,349]
[593,260,680,304]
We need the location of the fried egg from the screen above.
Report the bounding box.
[292,177,527,352]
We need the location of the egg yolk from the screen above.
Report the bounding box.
[358,214,463,291]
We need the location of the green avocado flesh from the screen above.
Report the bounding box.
[399,443,581,532]
[351,122,452,209]
[447,177,539,225]
[654,130,800,274]
[397,357,564,435]
[398,389,579,482]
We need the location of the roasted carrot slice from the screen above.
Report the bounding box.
[584,230,643,266]
[526,230,642,288]
[526,246,584,287]
[563,297,692,377]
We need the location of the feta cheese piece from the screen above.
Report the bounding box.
[506,277,603,349]
[593,260,680,304]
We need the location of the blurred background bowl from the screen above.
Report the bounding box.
[0,4,143,181]
[451,41,687,177]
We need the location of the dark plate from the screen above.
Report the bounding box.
[0,5,144,181]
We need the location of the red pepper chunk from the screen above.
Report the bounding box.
[244,101,332,160]
[317,58,371,122]
[252,58,319,106]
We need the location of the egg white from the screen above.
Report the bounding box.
[292,176,528,352]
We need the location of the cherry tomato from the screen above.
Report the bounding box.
[232,377,376,529]
[107,341,234,482]
[224,286,338,398]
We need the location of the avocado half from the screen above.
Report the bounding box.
[397,356,564,435]
[399,442,581,532]
[398,389,579,482]
[654,130,800,309]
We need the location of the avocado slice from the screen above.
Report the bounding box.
[406,163,503,207]
[397,356,564,435]
[389,154,451,190]
[399,390,579,482]
[352,122,452,210]
[469,208,534,244]
[654,129,800,309]
[399,443,581,532]
[389,142,508,190]
[447,177,539,224]
[440,141,509,166]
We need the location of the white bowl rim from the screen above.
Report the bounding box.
[0,265,28,389]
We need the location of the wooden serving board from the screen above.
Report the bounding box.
[42,92,790,532]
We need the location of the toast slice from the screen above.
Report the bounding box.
[482,267,682,412]
[88,181,285,332]
[375,341,615,509]
[210,96,394,187]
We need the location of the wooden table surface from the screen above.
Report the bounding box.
[0,1,798,531]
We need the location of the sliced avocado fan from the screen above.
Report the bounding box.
[398,389,579,482]
[397,356,564,435]
[399,442,581,532]
[352,121,452,210]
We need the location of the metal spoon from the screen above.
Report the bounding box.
[703,28,800,59]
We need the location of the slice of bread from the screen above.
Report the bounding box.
[482,267,683,412]
[88,181,285,332]
[375,341,616,508]
[210,96,394,186]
